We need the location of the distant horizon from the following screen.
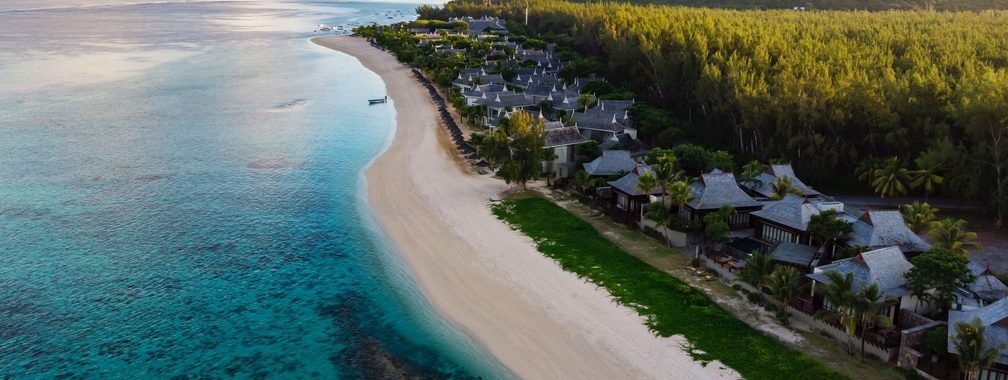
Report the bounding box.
[0,0,445,13]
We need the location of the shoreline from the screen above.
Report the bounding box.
[311,35,739,380]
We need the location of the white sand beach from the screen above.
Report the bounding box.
[312,36,739,380]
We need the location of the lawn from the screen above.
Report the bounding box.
[492,197,846,380]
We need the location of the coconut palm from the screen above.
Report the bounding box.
[815,271,859,355]
[666,180,697,214]
[770,176,803,200]
[900,201,939,233]
[855,156,882,185]
[871,156,911,199]
[928,218,983,256]
[953,318,1005,380]
[855,284,895,362]
[740,250,775,305]
[766,266,801,325]
[741,160,767,189]
[636,171,658,199]
[911,159,944,200]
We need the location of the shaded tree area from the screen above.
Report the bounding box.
[420,0,1008,218]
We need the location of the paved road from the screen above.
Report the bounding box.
[832,195,985,211]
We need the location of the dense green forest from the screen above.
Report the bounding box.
[566,0,1008,11]
[419,0,1008,221]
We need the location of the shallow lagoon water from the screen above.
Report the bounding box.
[0,2,509,378]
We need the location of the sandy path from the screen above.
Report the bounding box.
[311,36,739,380]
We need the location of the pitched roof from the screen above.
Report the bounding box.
[807,246,913,298]
[582,150,635,176]
[608,166,663,197]
[749,164,821,198]
[750,194,816,231]
[967,262,1008,302]
[599,133,650,157]
[948,298,1008,364]
[770,242,819,267]
[545,127,590,148]
[687,170,761,210]
[849,211,931,253]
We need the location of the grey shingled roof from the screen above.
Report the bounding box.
[582,150,635,176]
[750,194,815,231]
[770,242,819,267]
[599,133,650,157]
[849,211,931,253]
[749,164,821,198]
[967,262,1008,301]
[608,166,664,197]
[949,298,1008,364]
[474,92,536,109]
[687,170,761,210]
[807,246,913,298]
[545,127,590,148]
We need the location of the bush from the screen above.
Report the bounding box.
[922,326,948,356]
[731,284,742,291]
[764,303,778,313]
[746,292,761,304]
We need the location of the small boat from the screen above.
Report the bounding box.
[368,96,388,105]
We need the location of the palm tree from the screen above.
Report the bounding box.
[911,160,944,200]
[635,171,658,199]
[666,180,697,215]
[815,271,859,355]
[766,266,801,325]
[900,201,939,233]
[855,284,895,362]
[740,250,775,305]
[871,156,911,199]
[644,203,674,246]
[855,157,882,185]
[577,93,596,111]
[635,171,658,218]
[953,318,1005,380]
[770,176,803,200]
[741,160,767,189]
[928,218,983,256]
[652,153,680,201]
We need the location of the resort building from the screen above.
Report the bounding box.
[573,100,636,141]
[474,93,538,129]
[449,16,507,35]
[807,246,918,322]
[947,298,1008,379]
[606,165,664,224]
[679,169,761,228]
[750,194,845,246]
[768,242,821,272]
[543,125,590,178]
[847,210,931,255]
[955,262,1008,310]
[746,163,821,199]
[582,150,636,177]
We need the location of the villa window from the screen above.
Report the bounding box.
[762,224,797,244]
[617,194,629,210]
[980,369,1008,380]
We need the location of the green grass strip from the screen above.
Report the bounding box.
[491,197,846,380]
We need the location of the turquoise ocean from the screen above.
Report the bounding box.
[0,1,509,378]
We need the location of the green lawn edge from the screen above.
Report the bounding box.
[491,197,846,380]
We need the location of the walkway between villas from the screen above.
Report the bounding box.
[535,189,907,380]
